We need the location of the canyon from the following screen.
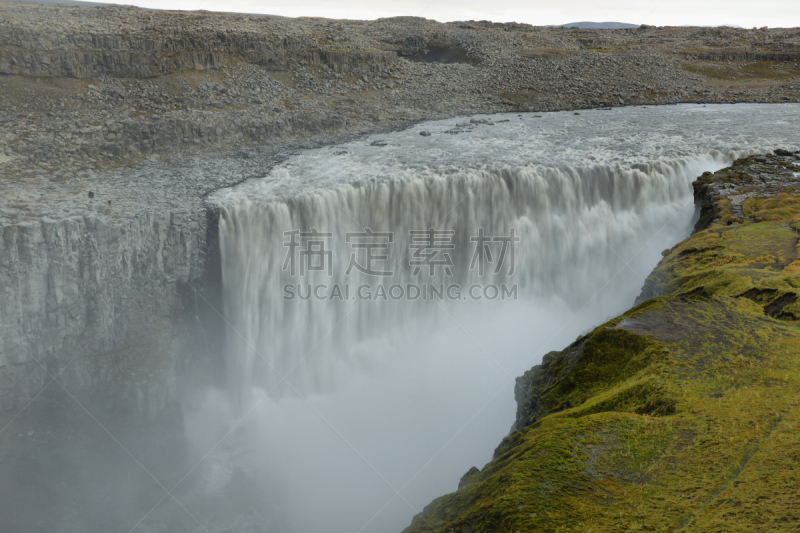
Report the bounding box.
[2,3,800,532]
[2,2,800,415]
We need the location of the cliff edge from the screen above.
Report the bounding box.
[404,150,800,532]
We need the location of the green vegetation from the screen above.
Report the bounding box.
[585,48,629,54]
[683,60,800,81]
[404,161,800,533]
[499,92,532,104]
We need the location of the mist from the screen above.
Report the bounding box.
[182,275,685,533]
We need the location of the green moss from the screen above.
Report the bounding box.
[405,294,800,532]
[566,379,677,419]
[544,329,664,414]
[405,159,800,533]
[642,221,800,315]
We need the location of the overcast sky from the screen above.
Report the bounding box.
[99,0,800,28]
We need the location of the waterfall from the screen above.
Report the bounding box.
[218,156,722,411]
[194,105,800,533]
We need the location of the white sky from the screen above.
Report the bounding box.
[105,0,800,28]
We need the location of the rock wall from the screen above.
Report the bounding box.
[0,49,228,79]
[0,209,207,416]
[0,16,398,79]
[0,48,399,79]
[65,110,351,160]
[244,50,398,73]
[0,17,311,78]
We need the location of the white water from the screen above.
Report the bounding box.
[194,104,800,533]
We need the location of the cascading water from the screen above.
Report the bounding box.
[219,159,703,408]
[197,104,800,533]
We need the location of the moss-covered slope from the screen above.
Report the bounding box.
[404,150,800,533]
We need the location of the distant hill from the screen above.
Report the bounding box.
[5,0,107,6]
[552,21,641,29]
[4,0,282,16]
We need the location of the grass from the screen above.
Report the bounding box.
[499,92,531,104]
[266,70,298,88]
[683,60,800,81]
[405,296,800,532]
[585,48,629,53]
[518,49,578,58]
[403,159,800,533]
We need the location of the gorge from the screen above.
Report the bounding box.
[3,3,800,531]
[5,103,800,532]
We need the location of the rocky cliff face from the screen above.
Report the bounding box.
[0,25,398,79]
[0,2,396,80]
[0,206,206,415]
[633,150,800,306]
[510,338,586,434]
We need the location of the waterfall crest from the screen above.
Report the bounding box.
[218,156,721,409]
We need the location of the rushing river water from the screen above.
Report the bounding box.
[190,104,800,533]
